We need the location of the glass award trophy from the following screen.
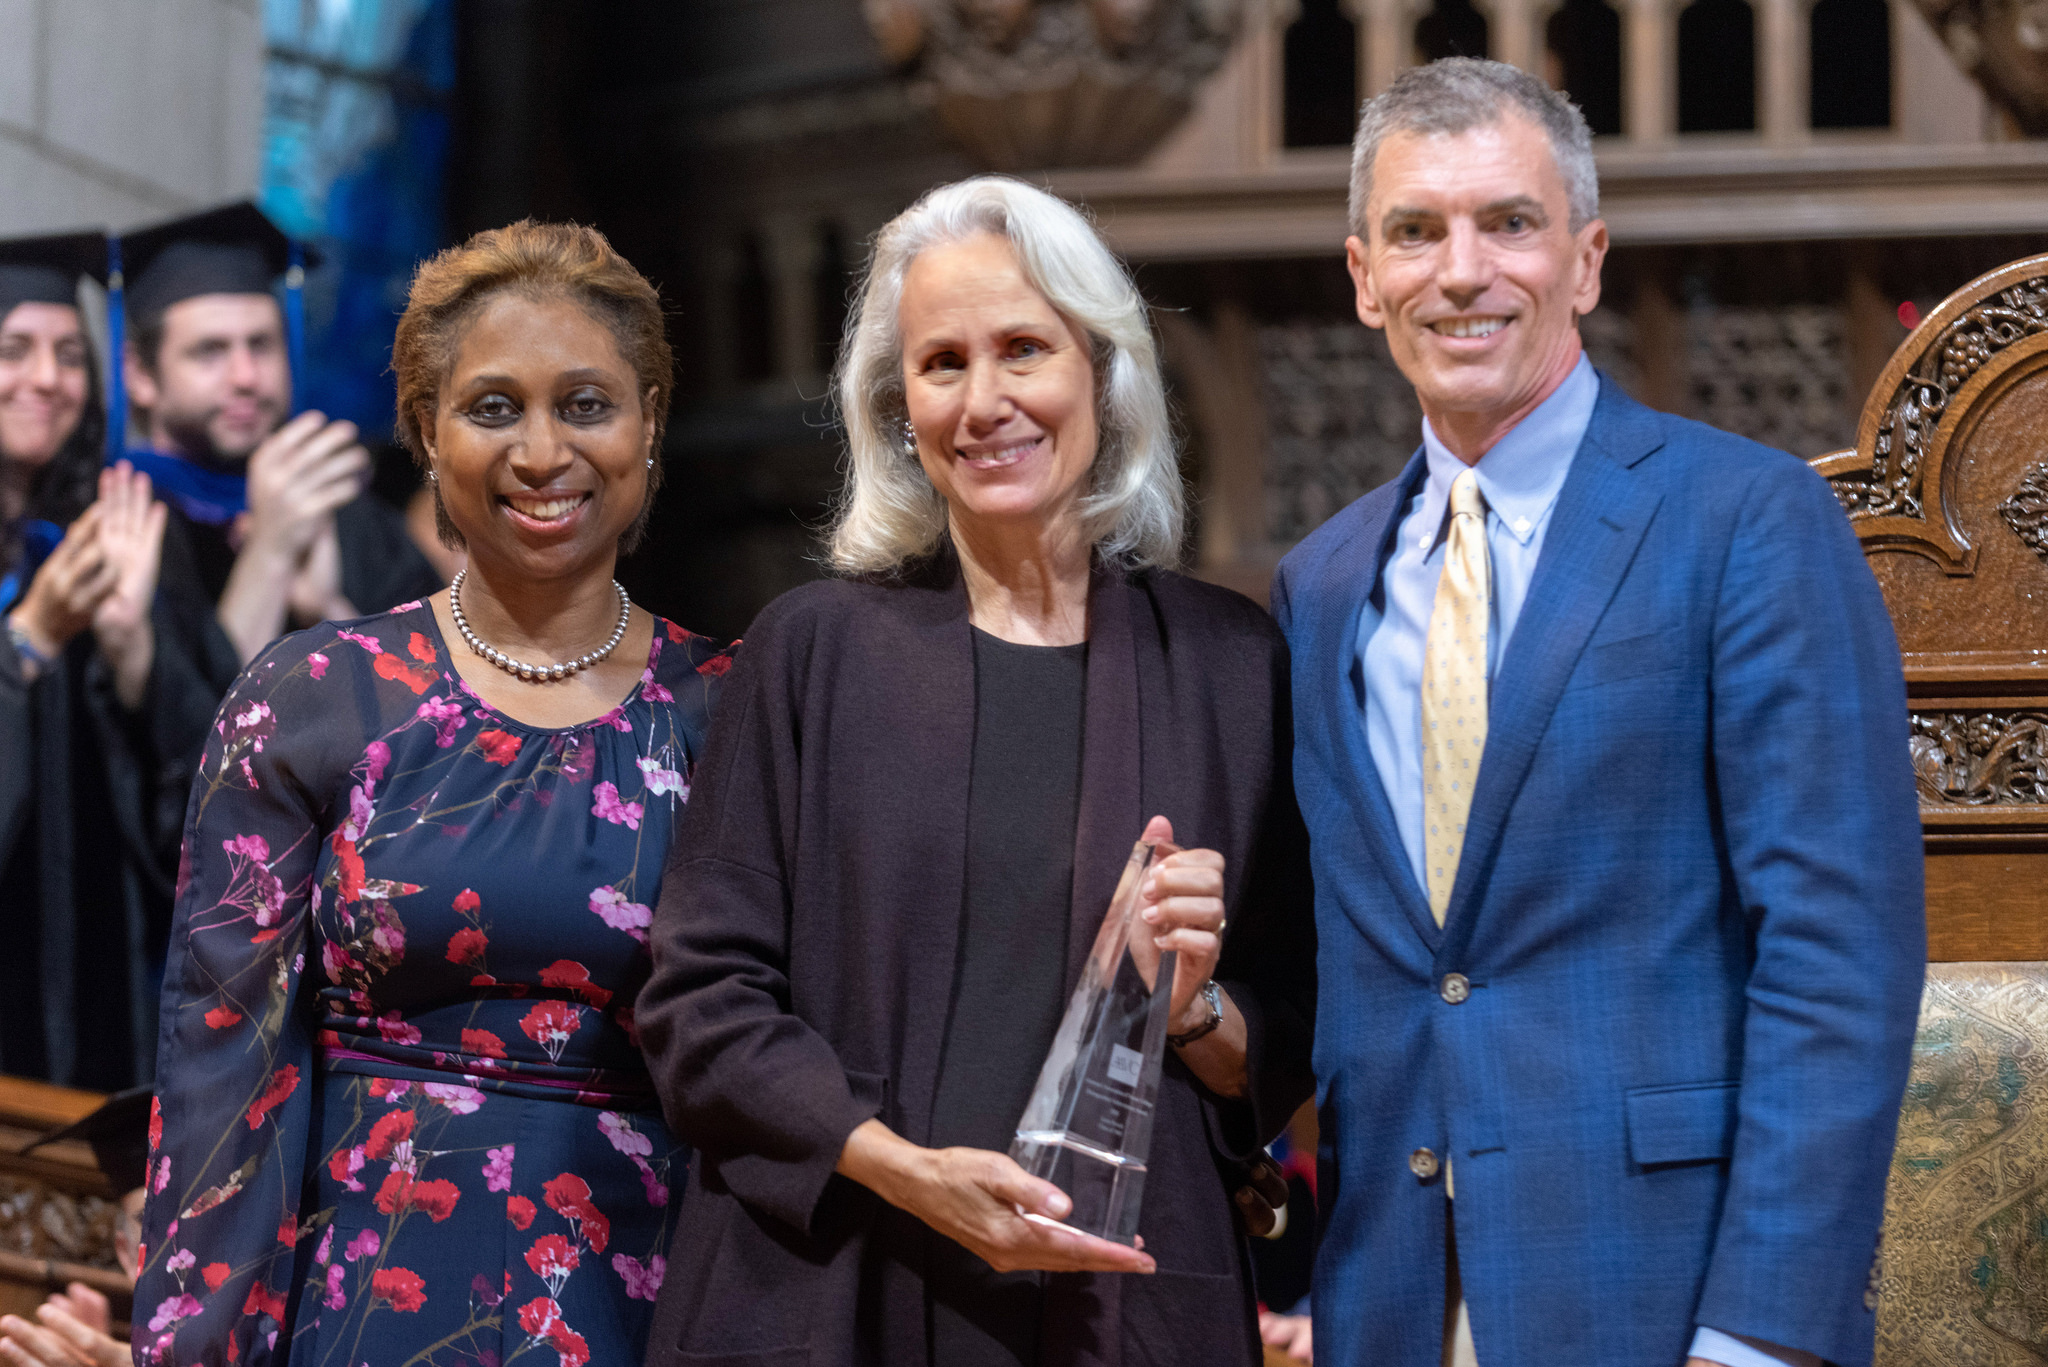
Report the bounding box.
[1009,835,1177,1247]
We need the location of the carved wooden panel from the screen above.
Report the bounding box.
[1809,253,2048,961]
[0,1078,129,1328]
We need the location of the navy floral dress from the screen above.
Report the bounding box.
[133,600,732,1367]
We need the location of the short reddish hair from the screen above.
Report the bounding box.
[392,220,672,550]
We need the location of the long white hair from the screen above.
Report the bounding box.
[828,176,1185,575]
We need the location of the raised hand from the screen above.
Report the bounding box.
[89,462,167,708]
[0,1283,126,1367]
[1136,815,1228,1034]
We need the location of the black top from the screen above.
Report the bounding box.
[927,629,1089,1367]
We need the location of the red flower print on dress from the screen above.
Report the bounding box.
[277,1215,298,1246]
[203,1005,242,1029]
[462,1027,507,1059]
[519,1001,582,1063]
[477,729,522,765]
[148,1096,162,1151]
[373,1172,461,1222]
[697,651,733,678]
[507,1195,537,1229]
[373,651,437,694]
[408,631,436,664]
[201,1262,230,1292]
[525,1233,580,1294]
[364,1108,414,1160]
[541,1172,610,1253]
[244,1065,299,1129]
[371,1266,427,1312]
[539,960,612,1008]
[368,1077,411,1100]
[243,1282,287,1321]
[591,780,643,829]
[612,1252,665,1301]
[587,886,651,942]
[665,621,688,643]
[330,829,366,903]
[328,1144,366,1191]
[518,1296,561,1338]
[452,887,479,913]
[446,926,488,966]
[550,1324,592,1367]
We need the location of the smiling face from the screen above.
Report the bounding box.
[898,232,1099,546]
[128,293,290,462]
[420,290,656,583]
[1347,112,1607,456]
[0,302,90,468]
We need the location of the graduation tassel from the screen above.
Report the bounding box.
[104,234,126,463]
[286,240,307,417]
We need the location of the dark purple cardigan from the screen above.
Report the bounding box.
[637,553,1315,1367]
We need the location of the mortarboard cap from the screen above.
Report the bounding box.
[21,1087,153,1195]
[0,229,109,322]
[120,201,321,325]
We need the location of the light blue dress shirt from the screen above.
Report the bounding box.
[1352,352,1816,1367]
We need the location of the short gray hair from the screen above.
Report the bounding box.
[1349,58,1600,239]
[828,176,1184,576]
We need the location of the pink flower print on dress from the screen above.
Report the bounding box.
[165,1249,195,1275]
[323,1261,346,1309]
[417,693,467,748]
[587,886,650,942]
[635,755,685,798]
[519,1001,582,1063]
[146,1293,202,1334]
[308,651,329,680]
[342,785,374,842]
[484,1145,514,1192]
[423,1082,484,1115]
[376,1011,423,1046]
[612,1253,664,1302]
[344,1228,380,1263]
[598,1111,669,1207]
[335,629,381,654]
[363,740,390,787]
[639,667,674,704]
[328,1144,366,1191]
[591,782,643,831]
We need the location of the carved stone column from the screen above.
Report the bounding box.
[761,215,824,385]
[1623,0,1678,138]
[1475,0,1564,74]
[1757,0,1813,140]
[1356,0,1427,95]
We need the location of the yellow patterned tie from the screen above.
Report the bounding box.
[1422,469,1491,928]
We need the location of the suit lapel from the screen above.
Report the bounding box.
[1319,452,1440,949]
[1436,384,1667,966]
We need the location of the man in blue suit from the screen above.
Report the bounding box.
[1271,58,1925,1367]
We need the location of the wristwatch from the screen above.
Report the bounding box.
[1168,979,1225,1048]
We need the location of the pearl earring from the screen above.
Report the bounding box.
[899,419,917,458]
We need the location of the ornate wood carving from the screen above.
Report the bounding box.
[1911,709,2048,806]
[0,1078,128,1325]
[1907,0,2048,137]
[862,0,1245,169]
[1998,461,2048,560]
[1812,256,2048,576]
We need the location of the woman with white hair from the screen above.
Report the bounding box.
[636,177,1314,1367]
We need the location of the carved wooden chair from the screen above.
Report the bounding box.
[1811,255,2048,1363]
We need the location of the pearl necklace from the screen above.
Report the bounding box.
[449,570,632,682]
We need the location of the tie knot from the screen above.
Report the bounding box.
[1450,468,1486,519]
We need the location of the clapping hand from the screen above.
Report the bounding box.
[8,506,114,672]
[88,463,167,707]
[0,1283,126,1367]
[1135,815,1229,1036]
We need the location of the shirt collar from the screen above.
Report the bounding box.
[1414,352,1599,549]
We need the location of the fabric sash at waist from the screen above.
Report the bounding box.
[317,1041,659,1112]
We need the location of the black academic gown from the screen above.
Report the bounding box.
[0,622,175,1089]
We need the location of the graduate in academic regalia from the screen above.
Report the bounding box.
[115,203,442,805]
[0,230,178,1092]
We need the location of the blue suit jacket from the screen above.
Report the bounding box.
[1272,377,1925,1367]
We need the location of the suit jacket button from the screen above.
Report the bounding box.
[1409,1147,1440,1180]
[1440,972,1470,1004]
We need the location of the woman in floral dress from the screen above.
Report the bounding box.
[134,221,732,1367]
